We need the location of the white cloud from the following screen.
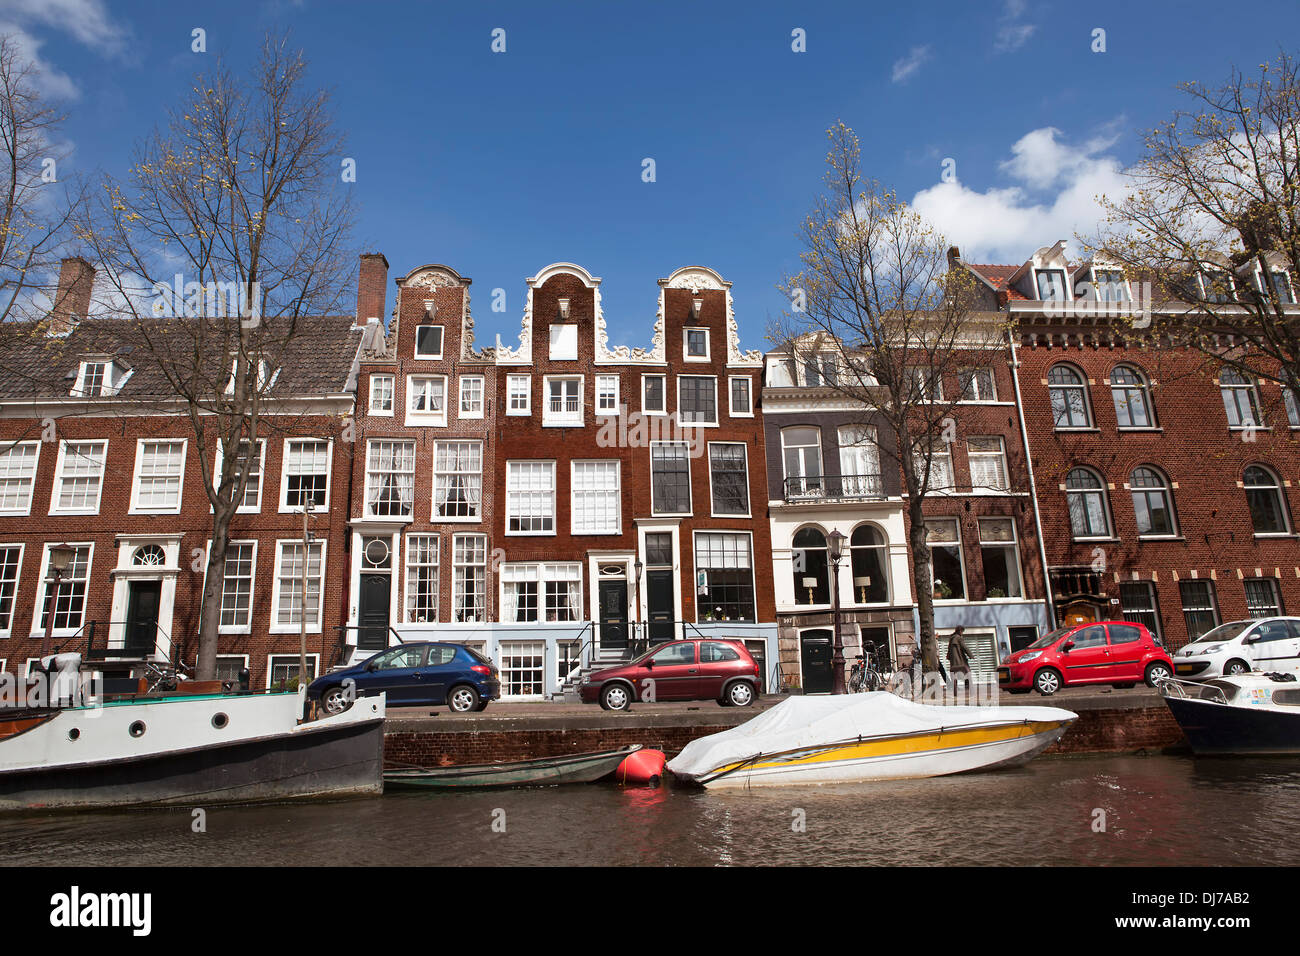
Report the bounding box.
[891,45,931,84]
[0,23,79,99]
[993,0,1036,53]
[911,125,1131,263]
[0,0,129,56]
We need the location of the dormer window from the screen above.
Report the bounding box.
[1202,270,1235,304]
[1035,270,1069,301]
[1264,269,1295,305]
[415,325,444,359]
[225,358,276,395]
[73,361,109,397]
[1093,269,1130,303]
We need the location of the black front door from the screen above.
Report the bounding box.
[646,569,675,644]
[599,580,628,650]
[358,574,390,651]
[801,630,834,695]
[125,581,161,656]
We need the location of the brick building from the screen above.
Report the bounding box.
[349,260,779,698]
[0,258,377,688]
[962,241,1300,649]
[762,330,1050,690]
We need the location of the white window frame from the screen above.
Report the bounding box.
[507,374,532,416]
[728,375,753,417]
[406,374,449,427]
[707,442,750,518]
[958,367,997,403]
[967,436,1009,492]
[269,539,327,635]
[129,438,188,514]
[414,324,445,359]
[458,375,485,419]
[499,562,584,624]
[506,460,556,536]
[914,440,954,495]
[595,375,620,416]
[692,530,758,624]
[364,439,416,519]
[977,518,1023,600]
[368,374,395,416]
[0,543,23,637]
[925,519,966,603]
[278,438,332,513]
[216,653,250,684]
[266,653,320,689]
[72,360,119,397]
[642,374,667,416]
[683,327,711,362]
[650,441,693,517]
[211,539,257,635]
[451,533,487,623]
[49,440,108,516]
[571,460,621,535]
[0,441,40,516]
[432,440,483,522]
[404,534,440,623]
[214,438,267,514]
[29,542,93,638]
[677,374,718,427]
[542,375,584,427]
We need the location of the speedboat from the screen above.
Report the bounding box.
[666,693,1076,788]
[1159,673,1300,755]
[0,687,386,811]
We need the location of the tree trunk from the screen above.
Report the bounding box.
[907,495,941,676]
[196,502,236,681]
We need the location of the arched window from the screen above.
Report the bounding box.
[1220,369,1261,428]
[849,525,889,604]
[1244,465,1290,534]
[132,544,166,567]
[792,527,830,604]
[1048,365,1091,428]
[1130,467,1176,536]
[1065,467,1111,538]
[1111,365,1153,428]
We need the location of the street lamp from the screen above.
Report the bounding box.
[41,545,77,658]
[827,529,847,695]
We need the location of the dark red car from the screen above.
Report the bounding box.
[579,638,760,711]
[998,620,1174,695]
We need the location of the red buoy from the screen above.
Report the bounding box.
[615,748,665,786]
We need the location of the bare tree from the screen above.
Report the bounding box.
[774,123,1002,678]
[1095,52,1300,393]
[80,32,356,680]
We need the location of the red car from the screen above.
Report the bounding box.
[579,638,761,711]
[999,621,1174,696]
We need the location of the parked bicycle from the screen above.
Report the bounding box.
[849,644,899,693]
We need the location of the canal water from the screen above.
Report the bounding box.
[2,755,1297,866]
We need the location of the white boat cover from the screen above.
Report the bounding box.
[667,693,1078,778]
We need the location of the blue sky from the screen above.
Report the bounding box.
[5,0,1300,350]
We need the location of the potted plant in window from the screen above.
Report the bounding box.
[988,587,1006,599]
[933,580,952,600]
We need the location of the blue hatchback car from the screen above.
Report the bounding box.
[309,642,501,715]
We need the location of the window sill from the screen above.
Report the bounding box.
[1137,534,1184,542]
[430,515,482,524]
[1117,427,1163,433]
[1054,427,1101,434]
[1071,536,1118,544]
[1229,426,1272,432]
[1253,532,1297,539]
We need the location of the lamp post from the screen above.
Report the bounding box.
[299,501,314,695]
[633,558,644,654]
[41,545,77,659]
[827,529,847,695]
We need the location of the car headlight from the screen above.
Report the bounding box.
[580,676,589,685]
[1020,651,1042,662]
[1198,645,1223,656]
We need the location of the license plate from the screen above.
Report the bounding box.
[1174,664,1196,675]
[997,668,1010,681]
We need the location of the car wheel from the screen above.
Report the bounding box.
[601,683,631,711]
[1144,662,1173,687]
[447,685,480,713]
[1033,668,1062,696]
[320,686,350,716]
[726,681,755,707]
[1224,659,1250,676]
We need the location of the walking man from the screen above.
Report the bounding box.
[947,627,973,700]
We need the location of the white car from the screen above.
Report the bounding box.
[1173,617,1300,680]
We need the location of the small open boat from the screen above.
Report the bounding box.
[384,745,641,789]
[1159,673,1300,755]
[667,693,1076,788]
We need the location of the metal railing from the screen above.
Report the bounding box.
[783,474,884,502]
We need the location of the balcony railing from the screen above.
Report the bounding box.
[783,474,884,502]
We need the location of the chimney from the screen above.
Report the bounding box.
[947,246,962,269]
[50,257,94,336]
[357,252,389,327]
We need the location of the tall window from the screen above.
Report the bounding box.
[274,541,324,631]
[678,376,718,424]
[507,374,531,415]
[506,461,555,534]
[365,440,415,518]
[433,441,482,520]
[1130,467,1176,536]
[967,437,1008,491]
[913,440,953,493]
[729,376,753,416]
[1120,582,1161,641]
[219,542,255,631]
[1285,375,1300,427]
[781,427,823,496]
[283,439,329,509]
[1244,465,1290,533]
[978,518,1022,598]
[0,443,38,515]
[458,376,484,418]
[1245,578,1284,618]
[369,374,394,414]
[791,527,829,605]
[408,375,447,423]
[959,367,996,402]
[695,533,756,622]
[849,525,888,603]
[1035,269,1068,301]
[1048,365,1091,428]
[0,545,21,634]
[219,439,264,512]
[650,443,692,514]
[75,361,109,397]
[52,441,107,514]
[544,376,582,425]
[1093,269,1130,302]
[1267,269,1296,304]
[38,545,91,633]
[452,534,486,622]
[595,375,620,415]
[1066,468,1111,538]
[132,440,186,512]
[906,366,942,402]
[838,425,880,497]
[708,444,749,516]
[572,461,620,534]
[405,535,439,623]
[1220,369,1261,428]
[926,519,965,600]
[1111,366,1153,428]
[1179,580,1219,641]
[643,375,666,414]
